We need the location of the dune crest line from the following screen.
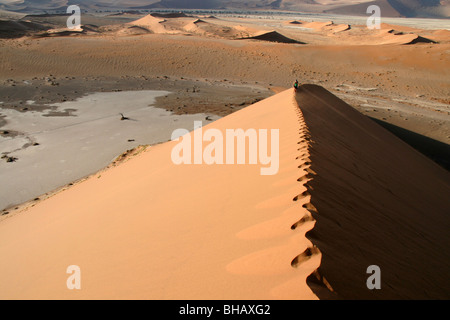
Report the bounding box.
[291,93,335,298]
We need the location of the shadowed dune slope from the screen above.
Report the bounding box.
[240,31,305,44]
[296,85,450,299]
[0,20,48,38]
[376,30,437,45]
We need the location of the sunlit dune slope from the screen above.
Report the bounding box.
[0,89,319,300]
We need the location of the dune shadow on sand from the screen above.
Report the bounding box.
[296,85,450,300]
[238,31,306,44]
[369,117,450,171]
[0,20,49,39]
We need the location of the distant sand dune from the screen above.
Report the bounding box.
[431,29,450,42]
[0,9,26,20]
[433,29,450,36]
[0,20,48,38]
[183,18,208,33]
[193,19,207,24]
[118,25,153,36]
[301,21,350,34]
[380,23,421,33]
[239,31,305,44]
[183,19,258,39]
[302,21,334,30]
[285,20,303,25]
[325,24,351,33]
[151,12,190,19]
[376,29,436,45]
[127,14,168,34]
[33,24,102,38]
[1,13,443,48]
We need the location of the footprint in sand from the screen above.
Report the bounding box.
[302,202,318,213]
[236,206,310,240]
[297,175,311,183]
[298,162,312,170]
[303,167,317,175]
[297,157,311,164]
[293,190,311,202]
[296,153,308,160]
[291,246,321,268]
[291,213,314,230]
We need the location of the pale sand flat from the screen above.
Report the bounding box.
[0,90,214,211]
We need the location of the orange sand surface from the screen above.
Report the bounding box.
[0,89,319,299]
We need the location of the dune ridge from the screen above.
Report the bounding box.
[126,14,168,34]
[302,21,334,30]
[376,29,436,45]
[239,31,305,44]
[183,18,208,33]
[301,21,350,34]
[1,85,449,299]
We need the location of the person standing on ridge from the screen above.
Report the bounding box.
[294,80,299,91]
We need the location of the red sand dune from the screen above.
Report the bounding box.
[301,21,350,34]
[289,21,302,24]
[0,89,318,300]
[0,86,449,299]
[375,29,436,45]
[432,29,450,42]
[302,21,334,30]
[240,31,305,44]
[433,29,450,36]
[326,24,350,33]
